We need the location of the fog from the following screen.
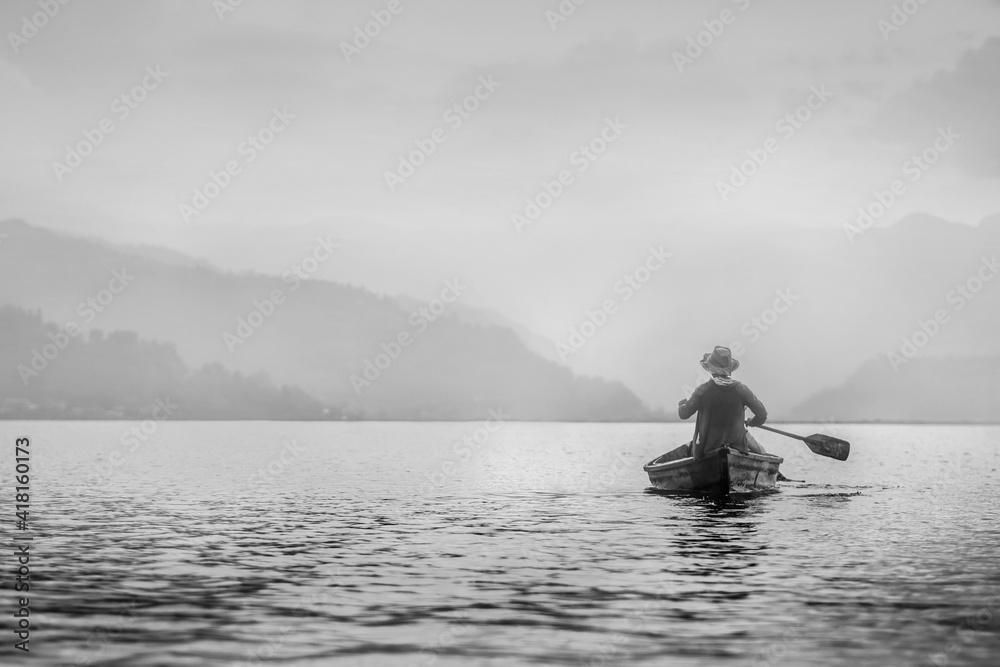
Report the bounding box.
[2,0,999,421]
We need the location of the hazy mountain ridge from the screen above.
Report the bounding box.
[616,213,1000,416]
[790,354,1000,424]
[2,214,998,422]
[393,295,564,365]
[0,219,658,421]
[0,306,334,420]
[127,213,1000,419]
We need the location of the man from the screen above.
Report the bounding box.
[677,346,768,459]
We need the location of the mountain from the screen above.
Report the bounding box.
[3,213,997,422]
[393,296,564,365]
[580,212,1000,415]
[82,212,1000,418]
[0,306,333,420]
[0,219,658,421]
[790,355,1000,424]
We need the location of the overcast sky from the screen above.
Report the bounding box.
[2,0,999,252]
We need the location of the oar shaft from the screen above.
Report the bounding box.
[753,423,806,442]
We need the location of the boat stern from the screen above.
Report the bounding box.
[725,448,783,494]
[644,446,784,495]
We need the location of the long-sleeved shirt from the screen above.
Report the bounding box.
[678,380,767,457]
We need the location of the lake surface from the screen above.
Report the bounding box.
[1,421,998,666]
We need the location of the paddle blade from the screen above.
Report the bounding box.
[804,434,850,461]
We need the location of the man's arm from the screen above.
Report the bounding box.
[739,383,768,426]
[677,385,705,420]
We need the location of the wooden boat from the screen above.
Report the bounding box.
[644,444,784,495]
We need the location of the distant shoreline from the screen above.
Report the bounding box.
[3,417,999,426]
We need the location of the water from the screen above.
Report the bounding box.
[2,421,999,666]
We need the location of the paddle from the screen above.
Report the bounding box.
[748,423,851,461]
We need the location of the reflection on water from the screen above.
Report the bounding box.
[1,421,998,666]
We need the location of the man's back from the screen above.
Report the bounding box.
[678,380,767,457]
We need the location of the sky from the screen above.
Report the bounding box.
[2,0,1000,361]
[2,0,999,242]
